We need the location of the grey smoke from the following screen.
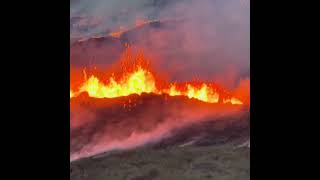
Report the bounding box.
[70,0,249,89]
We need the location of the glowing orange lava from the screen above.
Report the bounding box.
[70,90,74,98]
[109,19,159,38]
[70,49,244,105]
[79,66,157,98]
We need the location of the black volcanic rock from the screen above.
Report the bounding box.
[70,93,248,161]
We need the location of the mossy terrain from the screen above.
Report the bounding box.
[70,144,249,180]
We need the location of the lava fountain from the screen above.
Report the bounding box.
[70,47,249,162]
[70,47,244,105]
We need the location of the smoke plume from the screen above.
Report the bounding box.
[70,0,250,89]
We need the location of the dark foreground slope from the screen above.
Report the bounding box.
[70,93,249,180]
[71,143,249,180]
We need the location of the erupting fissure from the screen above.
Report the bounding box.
[70,48,243,105]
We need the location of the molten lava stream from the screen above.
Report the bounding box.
[70,66,243,105]
[70,47,244,105]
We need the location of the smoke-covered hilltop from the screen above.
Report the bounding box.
[70,0,249,90]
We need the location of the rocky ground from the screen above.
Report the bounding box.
[71,141,249,180]
[70,94,250,180]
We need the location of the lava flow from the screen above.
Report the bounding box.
[109,19,160,38]
[70,48,244,105]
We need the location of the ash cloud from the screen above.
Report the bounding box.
[70,0,183,38]
[70,0,249,90]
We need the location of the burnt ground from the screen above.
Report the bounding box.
[71,144,249,180]
[70,93,250,180]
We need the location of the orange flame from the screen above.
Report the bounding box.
[70,90,74,98]
[79,66,158,98]
[70,49,244,105]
